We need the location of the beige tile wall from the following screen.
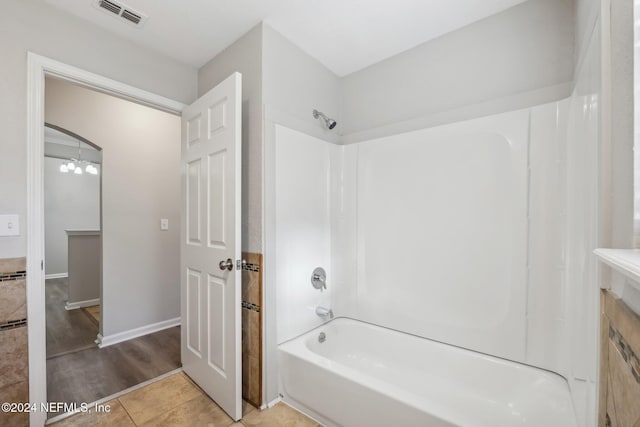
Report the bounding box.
[241,252,262,408]
[0,257,29,427]
[599,290,640,427]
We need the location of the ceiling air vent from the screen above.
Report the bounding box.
[121,9,142,25]
[98,0,121,15]
[94,0,148,28]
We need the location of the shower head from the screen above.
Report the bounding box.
[313,109,337,130]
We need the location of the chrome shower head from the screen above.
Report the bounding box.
[313,109,337,130]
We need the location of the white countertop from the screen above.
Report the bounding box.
[594,248,640,291]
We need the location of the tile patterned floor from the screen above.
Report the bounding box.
[52,372,321,427]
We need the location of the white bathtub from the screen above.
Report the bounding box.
[279,318,576,427]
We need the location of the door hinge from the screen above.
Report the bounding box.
[41,260,44,271]
[236,259,246,270]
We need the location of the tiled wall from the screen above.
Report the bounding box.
[0,257,29,427]
[242,252,262,408]
[599,290,640,427]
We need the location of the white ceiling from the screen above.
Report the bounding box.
[44,0,527,76]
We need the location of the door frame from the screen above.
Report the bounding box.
[26,52,186,426]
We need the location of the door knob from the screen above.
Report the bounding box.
[219,258,233,271]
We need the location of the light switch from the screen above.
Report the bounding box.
[160,218,169,231]
[0,215,20,237]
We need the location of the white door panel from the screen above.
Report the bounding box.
[181,72,242,420]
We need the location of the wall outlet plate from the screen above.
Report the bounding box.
[0,214,20,236]
[160,218,169,231]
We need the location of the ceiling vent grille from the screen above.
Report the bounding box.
[121,9,142,25]
[94,0,148,27]
[98,0,121,15]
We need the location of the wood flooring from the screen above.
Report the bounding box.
[83,305,100,324]
[47,326,181,418]
[46,279,98,358]
[45,279,181,419]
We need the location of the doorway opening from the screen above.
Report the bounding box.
[26,54,186,424]
[44,124,102,361]
[28,54,246,425]
[43,76,183,419]
[42,75,183,418]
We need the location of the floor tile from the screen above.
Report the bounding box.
[0,327,29,389]
[52,399,135,427]
[139,394,233,427]
[608,341,640,426]
[243,400,257,416]
[0,279,26,325]
[0,380,27,427]
[118,373,202,425]
[0,258,26,274]
[241,403,319,427]
[0,380,28,403]
[51,372,316,427]
[0,410,28,427]
[607,375,619,427]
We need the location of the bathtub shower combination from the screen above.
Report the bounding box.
[269,80,599,426]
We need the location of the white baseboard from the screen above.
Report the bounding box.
[97,317,181,348]
[262,395,282,410]
[65,298,100,310]
[45,273,68,280]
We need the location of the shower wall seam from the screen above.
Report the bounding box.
[524,108,533,361]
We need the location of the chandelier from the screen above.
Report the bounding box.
[59,139,99,175]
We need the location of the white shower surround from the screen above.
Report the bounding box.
[351,110,529,361]
[274,126,339,343]
[271,97,594,425]
[274,103,569,367]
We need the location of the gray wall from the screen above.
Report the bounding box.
[44,156,100,276]
[67,232,101,304]
[198,24,264,254]
[339,0,575,142]
[45,78,181,338]
[262,24,341,143]
[605,0,639,318]
[609,0,634,252]
[0,0,197,259]
[197,23,343,254]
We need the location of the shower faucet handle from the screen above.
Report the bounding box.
[311,267,327,291]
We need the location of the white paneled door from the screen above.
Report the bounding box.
[180,73,242,420]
